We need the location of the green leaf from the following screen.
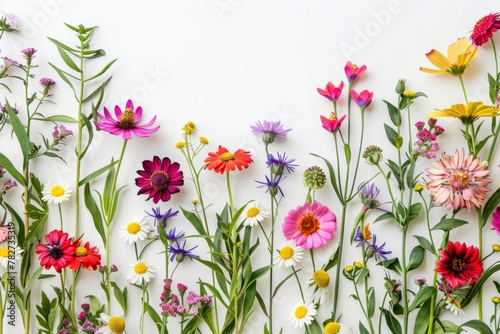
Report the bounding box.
[384,123,399,148]
[79,160,119,186]
[407,245,425,272]
[146,304,162,332]
[408,203,423,224]
[323,246,339,272]
[48,63,77,99]
[0,152,26,186]
[47,36,79,54]
[84,183,106,244]
[384,100,401,126]
[310,153,342,202]
[84,59,117,82]
[382,308,402,334]
[39,115,78,123]
[110,281,127,313]
[23,267,44,305]
[458,320,493,334]
[413,298,431,334]
[377,258,402,276]
[6,101,30,169]
[482,187,500,227]
[359,321,370,334]
[82,76,113,103]
[462,262,500,308]
[55,44,81,72]
[344,144,351,164]
[414,235,436,255]
[431,218,468,231]
[367,287,375,318]
[195,258,226,278]
[408,286,436,312]
[306,318,323,334]
[373,212,395,224]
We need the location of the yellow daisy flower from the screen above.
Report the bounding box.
[420,37,477,77]
[427,102,500,125]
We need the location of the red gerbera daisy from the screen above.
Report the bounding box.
[204,145,253,174]
[94,99,160,140]
[36,229,76,273]
[471,13,500,46]
[68,239,101,271]
[435,241,483,289]
[135,156,184,204]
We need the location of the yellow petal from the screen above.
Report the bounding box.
[447,38,469,63]
[419,67,445,74]
[425,49,451,71]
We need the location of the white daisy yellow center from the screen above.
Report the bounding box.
[134,262,147,274]
[279,246,294,260]
[313,270,330,288]
[0,247,9,258]
[108,316,125,332]
[295,305,308,319]
[127,222,141,234]
[50,186,65,197]
[247,207,260,218]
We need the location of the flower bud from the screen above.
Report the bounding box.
[493,244,500,252]
[175,141,186,149]
[395,79,406,94]
[302,166,327,190]
[362,145,383,165]
[493,296,500,304]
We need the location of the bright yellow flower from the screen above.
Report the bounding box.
[427,102,500,125]
[420,38,477,76]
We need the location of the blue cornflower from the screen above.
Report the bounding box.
[166,228,185,242]
[256,174,285,197]
[146,207,179,228]
[369,235,391,260]
[169,240,199,263]
[266,151,298,175]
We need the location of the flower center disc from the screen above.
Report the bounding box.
[294,305,308,319]
[134,262,147,274]
[280,246,294,260]
[127,222,141,234]
[0,247,9,257]
[150,171,169,190]
[108,316,125,333]
[325,322,341,334]
[451,170,470,190]
[50,186,65,197]
[313,270,330,288]
[297,213,320,235]
[451,258,466,272]
[75,246,88,257]
[49,245,63,259]
[221,152,235,161]
[246,207,260,218]
[119,108,135,129]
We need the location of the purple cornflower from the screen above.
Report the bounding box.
[256,174,284,197]
[146,207,178,228]
[166,228,185,242]
[359,183,380,210]
[250,120,292,144]
[169,240,199,263]
[369,235,391,260]
[266,151,297,175]
[40,78,55,94]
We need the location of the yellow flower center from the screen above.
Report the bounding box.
[297,213,320,236]
[50,186,65,197]
[182,121,196,134]
[0,247,10,258]
[492,296,500,304]
[313,270,330,288]
[75,246,88,257]
[328,112,337,121]
[324,322,341,334]
[403,90,415,97]
[221,152,235,161]
[119,108,135,129]
[127,222,141,234]
[246,207,260,218]
[108,316,125,333]
[294,305,308,319]
[175,141,186,149]
[362,224,372,241]
[279,246,294,260]
[134,262,147,274]
[451,170,470,190]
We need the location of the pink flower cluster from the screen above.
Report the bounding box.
[159,279,212,318]
[412,118,444,159]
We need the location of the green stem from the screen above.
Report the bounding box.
[348,107,366,199]
[268,196,276,334]
[477,208,483,321]
[492,39,498,77]
[331,204,347,321]
[378,292,389,334]
[292,267,305,302]
[458,75,468,104]
[401,227,409,334]
[352,279,375,334]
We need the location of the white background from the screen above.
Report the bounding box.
[2,0,500,333]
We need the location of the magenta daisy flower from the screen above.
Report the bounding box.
[471,13,500,46]
[135,156,184,204]
[282,201,337,249]
[426,149,492,212]
[492,206,500,235]
[95,99,160,140]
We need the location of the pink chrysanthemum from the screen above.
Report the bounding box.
[426,149,491,212]
[282,201,336,249]
[471,13,500,46]
[95,99,160,140]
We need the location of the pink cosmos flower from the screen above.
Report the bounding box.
[317,81,344,102]
[282,201,336,249]
[350,89,373,108]
[492,206,500,235]
[471,13,500,46]
[426,149,492,212]
[344,61,367,83]
[320,112,346,133]
[95,99,160,140]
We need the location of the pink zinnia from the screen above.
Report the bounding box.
[282,201,336,249]
[426,149,491,212]
[492,206,500,235]
[317,81,344,102]
[471,13,500,46]
[435,241,483,289]
[95,99,160,140]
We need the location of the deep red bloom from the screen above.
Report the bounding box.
[68,239,101,271]
[435,241,483,289]
[320,112,346,133]
[36,229,76,273]
[204,145,253,174]
[317,81,344,102]
[350,89,373,108]
[136,156,184,204]
[471,13,500,46]
[344,61,367,83]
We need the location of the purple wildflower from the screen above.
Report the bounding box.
[369,235,392,260]
[250,120,292,144]
[169,240,199,263]
[359,183,380,210]
[266,151,297,175]
[146,207,178,228]
[256,174,284,197]
[52,125,73,143]
[166,228,185,242]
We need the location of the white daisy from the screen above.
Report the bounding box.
[0,243,23,268]
[119,216,152,244]
[306,269,330,304]
[324,321,354,334]
[126,259,156,285]
[41,180,72,204]
[241,201,269,227]
[273,240,303,267]
[97,313,126,334]
[444,296,465,315]
[289,302,317,328]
